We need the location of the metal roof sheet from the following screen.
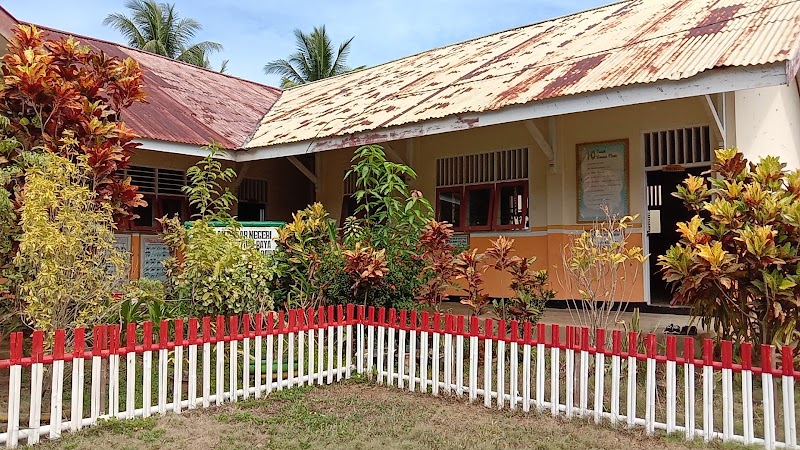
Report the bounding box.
[33,26,282,150]
[245,0,800,150]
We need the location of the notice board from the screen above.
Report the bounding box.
[140,235,170,282]
[576,139,629,222]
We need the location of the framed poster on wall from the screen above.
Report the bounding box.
[140,235,170,282]
[576,139,629,222]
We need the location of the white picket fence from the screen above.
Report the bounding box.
[1,305,798,448]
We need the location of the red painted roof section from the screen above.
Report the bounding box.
[20,22,282,149]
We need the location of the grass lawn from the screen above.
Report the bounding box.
[34,380,755,450]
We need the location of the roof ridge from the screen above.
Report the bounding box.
[31,22,282,94]
[282,0,635,91]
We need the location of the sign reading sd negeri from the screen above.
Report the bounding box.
[213,226,279,255]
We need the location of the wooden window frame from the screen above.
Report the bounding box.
[463,183,495,232]
[128,194,189,231]
[494,181,529,231]
[435,186,465,232]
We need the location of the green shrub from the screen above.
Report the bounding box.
[119,278,181,330]
[269,202,338,310]
[160,146,274,318]
[270,145,433,311]
[13,153,126,343]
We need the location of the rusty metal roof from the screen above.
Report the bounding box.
[245,0,800,150]
[32,25,281,150]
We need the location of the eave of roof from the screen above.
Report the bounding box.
[244,0,800,153]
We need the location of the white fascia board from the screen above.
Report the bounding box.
[135,138,237,161]
[238,62,788,162]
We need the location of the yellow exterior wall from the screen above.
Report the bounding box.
[316,96,714,302]
[735,84,800,168]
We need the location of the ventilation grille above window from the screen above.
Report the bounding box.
[436,148,528,187]
[644,126,712,169]
[125,166,186,195]
[127,166,156,193]
[238,178,268,203]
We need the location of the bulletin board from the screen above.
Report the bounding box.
[576,139,629,222]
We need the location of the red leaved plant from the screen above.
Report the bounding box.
[0,24,147,221]
[416,220,459,311]
[342,242,388,305]
[454,248,490,316]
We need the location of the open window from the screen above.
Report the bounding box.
[434,148,529,232]
[464,184,494,231]
[123,166,188,231]
[436,187,463,230]
[130,195,189,230]
[495,181,528,230]
[237,178,268,221]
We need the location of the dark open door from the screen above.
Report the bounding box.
[646,167,707,303]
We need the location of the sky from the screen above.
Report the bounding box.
[2,0,611,87]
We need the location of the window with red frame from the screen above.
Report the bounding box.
[436,187,462,229]
[495,181,528,229]
[434,148,529,232]
[464,184,494,231]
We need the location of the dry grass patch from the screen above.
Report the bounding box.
[34,381,756,450]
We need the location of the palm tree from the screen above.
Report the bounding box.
[103,0,223,67]
[264,26,363,88]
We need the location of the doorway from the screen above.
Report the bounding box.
[646,166,707,304]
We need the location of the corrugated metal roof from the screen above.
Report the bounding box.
[245,0,800,150]
[32,25,282,150]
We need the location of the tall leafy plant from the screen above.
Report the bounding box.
[659,149,800,348]
[159,146,273,318]
[339,145,432,309]
[14,153,126,345]
[0,25,145,334]
[0,25,147,221]
[347,144,432,251]
[416,220,459,311]
[487,236,554,324]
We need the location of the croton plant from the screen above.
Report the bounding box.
[0,24,147,220]
[659,149,800,350]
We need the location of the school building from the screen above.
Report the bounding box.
[2,0,799,303]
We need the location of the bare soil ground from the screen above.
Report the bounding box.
[34,380,753,450]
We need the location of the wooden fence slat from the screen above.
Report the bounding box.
[626,331,637,429]
[431,324,440,396]
[610,330,622,426]
[762,345,776,449]
[456,316,464,397]
[408,314,417,392]
[684,337,696,441]
[702,339,714,442]
[522,323,532,413]
[594,329,606,424]
[497,320,506,408]
[550,324,560,417]
[398,321,406,390]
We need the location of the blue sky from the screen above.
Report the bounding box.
[3,0,610,87]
